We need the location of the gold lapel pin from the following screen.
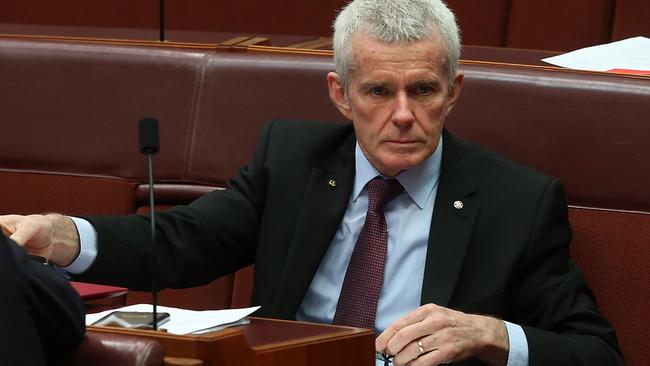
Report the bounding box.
[453,200,464,210]
[328,179,337,187]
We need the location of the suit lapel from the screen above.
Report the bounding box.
[421,131,480,307]
[272,129,479,316]
[273,133,356,319]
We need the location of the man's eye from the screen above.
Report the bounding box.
[415,85,434,95]
[370,87,386,96]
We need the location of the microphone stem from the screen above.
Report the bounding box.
[147,153,158,331]
[159,0,165,42]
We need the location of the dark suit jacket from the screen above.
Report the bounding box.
[0,234,85,365]
[79,120,623,365]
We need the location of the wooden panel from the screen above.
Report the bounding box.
[0,0,158,28]
[165,0,348,37]
[89,317,375,366]
[446,0,511,47]
[507,0,615,51]
[2,0,650,51]
[611,0,650,40]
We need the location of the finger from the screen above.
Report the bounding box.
[392,304,449,351]
[409,347,446,366]
[7,218,39,247]
[376,307,427,351]
[0,224,14,237]
[391,333,439,365]
[0,215,21,236]
[9,230,30,246]
[377,304,444,354]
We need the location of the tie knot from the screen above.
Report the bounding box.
[367,177,404,212]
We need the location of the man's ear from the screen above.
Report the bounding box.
[444,72,464,116]
[327,72,353,120]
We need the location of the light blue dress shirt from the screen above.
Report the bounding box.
[68,136,527,366]
[296,141,440,333]
[295,138,528,366]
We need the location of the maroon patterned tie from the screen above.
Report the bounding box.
[333,177,404,329]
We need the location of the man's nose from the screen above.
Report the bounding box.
[391,92,415,126]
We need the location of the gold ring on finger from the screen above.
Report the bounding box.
[417,340,425,354]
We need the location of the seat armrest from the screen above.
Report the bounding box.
[70,331,164,366]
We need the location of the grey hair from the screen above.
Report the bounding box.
[332,0,461,89]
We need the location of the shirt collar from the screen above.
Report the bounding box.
[353,136,443,209]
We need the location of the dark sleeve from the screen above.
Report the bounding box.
[1,235,85,365]
[510,179,624,365]
[75,121,274,290]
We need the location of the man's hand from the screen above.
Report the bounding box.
[0,214,80,267]
[376,303,509,366]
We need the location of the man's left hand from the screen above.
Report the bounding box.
[375,303,509,366]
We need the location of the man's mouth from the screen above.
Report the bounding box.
[385,139,420,145]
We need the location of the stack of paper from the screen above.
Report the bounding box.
[85,304,260,335]
[542,36,650,75]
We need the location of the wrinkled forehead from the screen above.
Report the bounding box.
[348,32,449,75]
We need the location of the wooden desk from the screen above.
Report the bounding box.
[88,317,375,366]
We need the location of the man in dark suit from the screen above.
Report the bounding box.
[0,233,85,365]
[0,0,623,365]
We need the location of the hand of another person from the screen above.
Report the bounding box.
[376,303,509,366]
[0,214,80,267]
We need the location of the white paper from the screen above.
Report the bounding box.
[542,36,650,73]
[85,304,260,335]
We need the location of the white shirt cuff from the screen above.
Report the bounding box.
[62,217,98,274]
[504,321,529,366]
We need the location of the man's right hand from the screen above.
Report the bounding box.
[0,214,80,267]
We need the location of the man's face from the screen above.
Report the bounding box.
[328,33,463,177]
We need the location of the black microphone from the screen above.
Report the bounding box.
[139,118,160,154]
[138,117,161,330]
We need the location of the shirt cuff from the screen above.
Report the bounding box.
[62,217,98,274]
[504,321,529,366]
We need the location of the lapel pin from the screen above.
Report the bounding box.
[328,179,337,187]
[453,200,464,210]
